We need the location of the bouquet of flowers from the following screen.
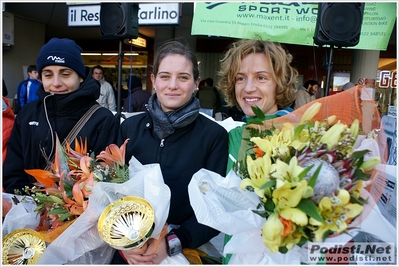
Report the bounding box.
[188,86,393,265]
[13,135,130,238]
[2,136,131,265]
[234,102,380,253]
[4,135,173,265]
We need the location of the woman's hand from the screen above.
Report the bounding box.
[145,237,168,264]
[120,237,168,265]
[120,242,153,264]
[2,199,12,217]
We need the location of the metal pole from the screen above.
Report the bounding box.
[115,40,125,121]
[324,45,334,97]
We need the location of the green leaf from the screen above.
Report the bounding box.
[63,180,73,198]
[245,117,264,125]
[260,179,276,190]
[57,212,73,222]
[321,230,334,241]
[350,195,368,205]
[297,199,323,222]
[298,165,313,180]
[297,236,308,247]
[353,169,370,180]
[294,124,307,140]
[308,163,323,188]
[350,150,370,160]
[252,209,269,218]
[251,105,266,121]
[48,207,68,215]
[264,197,275,212]
[278,246,288,254]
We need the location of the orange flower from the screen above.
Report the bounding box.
[65,137,88,170]
[253,147,265,158]
[25,170,58,188]
[96,138,129,166]
[279,215,293,238]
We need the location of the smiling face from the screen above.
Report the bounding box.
[235,53,278,116]
[41,66,83,94]
[151,54,200,112]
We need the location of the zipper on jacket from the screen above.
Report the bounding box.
[160,139,165,147]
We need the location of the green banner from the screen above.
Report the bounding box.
[192,2,396,50]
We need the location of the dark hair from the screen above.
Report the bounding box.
[153,40,199,80]
[27,65,37,73]
[92,65,104,73]
[204,77,214,87]
[304,79,319,88]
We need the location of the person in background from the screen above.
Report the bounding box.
[123,75,151,112]
[217,37,298,264]
[342,81,355,91]
[3,38,119,194]
[293,79,318,109]
[16,64,42,111]
[113,40,228,264]
[92,65,117,112]
[196,77,222,117]
[3,79,8,97]
[2,81,15,164]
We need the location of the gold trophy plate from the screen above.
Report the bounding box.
[2,228,46,265]
[98,196,155,250]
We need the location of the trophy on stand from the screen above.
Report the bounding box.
[2,228,46,265]
[98,196,155,250]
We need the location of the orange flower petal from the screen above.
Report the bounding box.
[25,169,57,188]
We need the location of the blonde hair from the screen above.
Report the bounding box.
[218,37,298,110]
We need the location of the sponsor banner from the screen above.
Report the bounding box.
[192,2,396,50]
[307,242,395,264]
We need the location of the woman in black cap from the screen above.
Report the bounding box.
[3,38,119,194]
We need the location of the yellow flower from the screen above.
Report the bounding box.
[271,157,304,183]
[262,213,284,253]
[281,226,306,251]
[240,152,272,198]
[250,137,273,155]
[327,115,337,125]
[273,179,308,210]
[359,156,380,172]
[251,123,297,158]
[319,123,347,150]
[280,207,308,226]
[309,189,363,241]
[350,119,360,138]
[300,102,321,123]
[351,181,363,199]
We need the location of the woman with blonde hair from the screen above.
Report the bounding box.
[218,37,298,264]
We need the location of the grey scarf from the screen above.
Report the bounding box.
[147,93,200,139]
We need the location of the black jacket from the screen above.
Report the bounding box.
[118,112,228,249]
[3,67,119,193]
[123,86,151,112]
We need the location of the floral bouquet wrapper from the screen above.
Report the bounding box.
[36,156,171,265]
[188,168,308,264]
[189,86,395,264]
[189,167,395,265]
[2,193,40,237]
